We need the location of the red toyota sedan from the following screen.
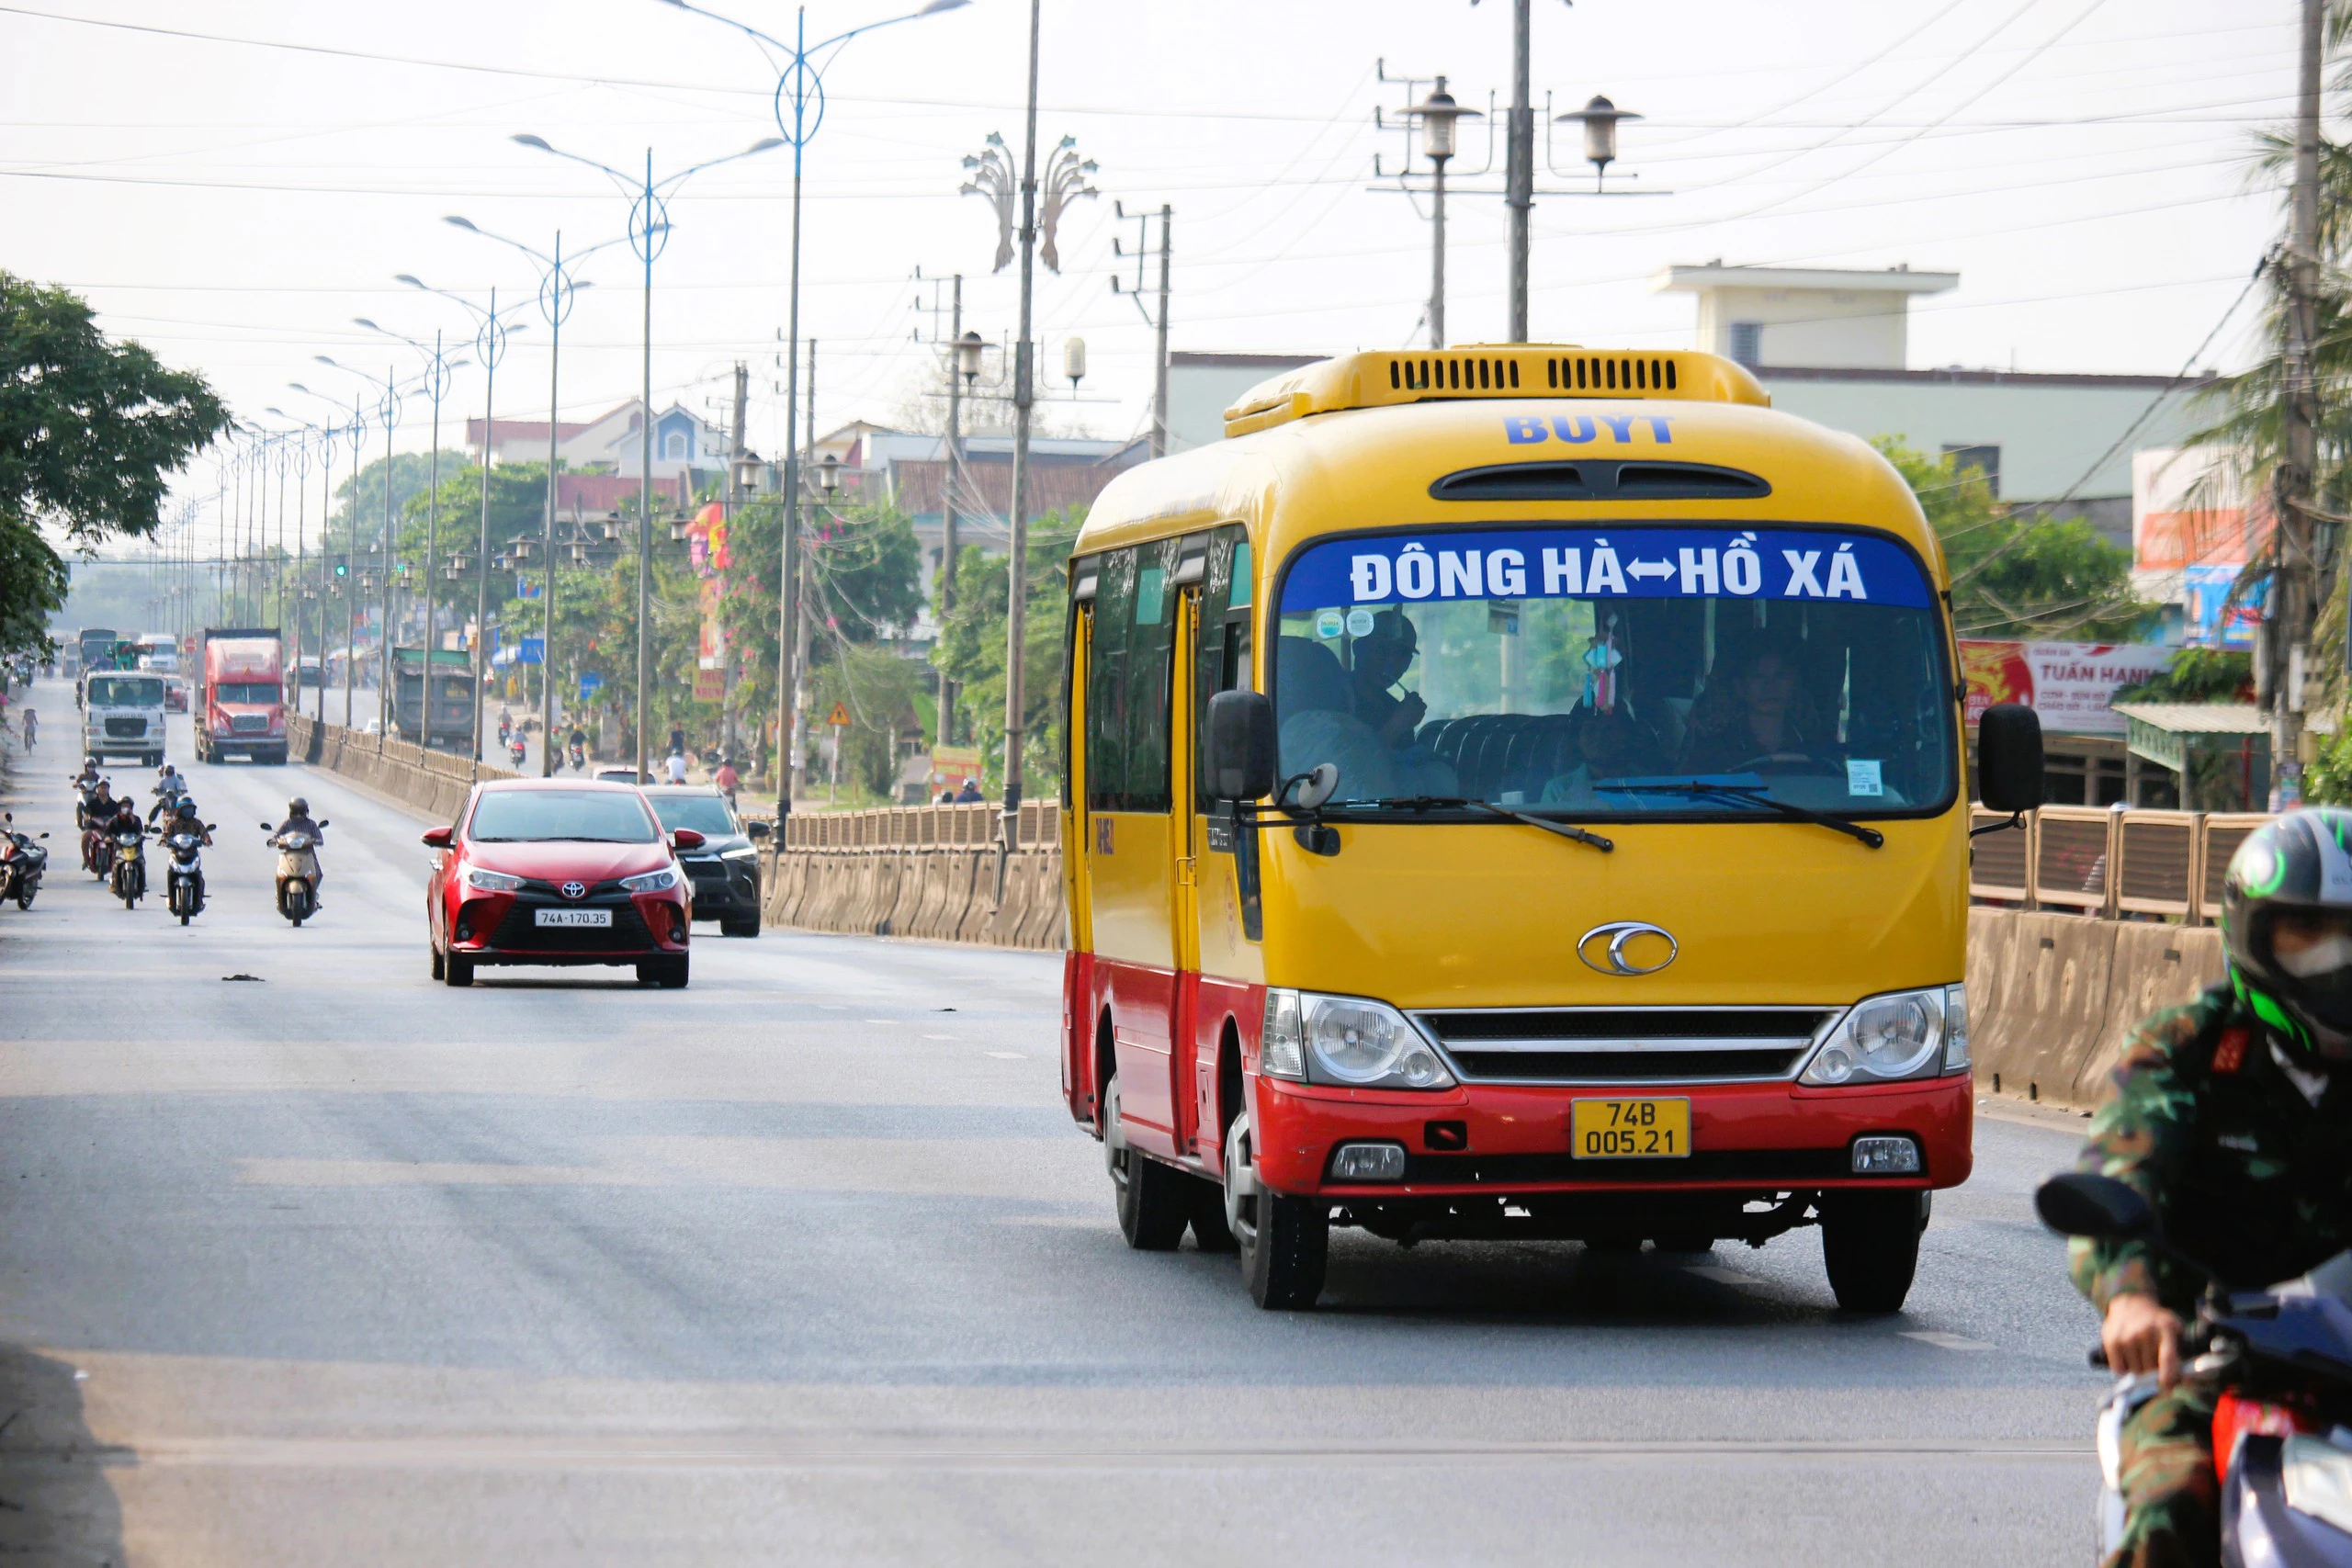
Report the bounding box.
[424,779,703,988]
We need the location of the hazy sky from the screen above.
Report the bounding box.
[0,0,2298,540]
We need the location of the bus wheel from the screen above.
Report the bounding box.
[1103,1073,1187,1251]
[1820,1190,1927,1314]
[1223,1110,1327,1310]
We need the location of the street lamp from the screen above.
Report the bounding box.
[1404,78,1480,347]
[445,217,628,775]
[288,381,394,726]
[398,274,533,774]
[353,316,461,709]
[510,130,785,784]
[655,0,967,817]
[261,411,335,710]
[311,355,414,739]
[1556,94,1641,191]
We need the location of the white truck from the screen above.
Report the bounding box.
[83,671,169,767]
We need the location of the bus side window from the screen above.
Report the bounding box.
[1193,526,1255,803]
[1087,539,1180,814]
[1087,547,1136,812]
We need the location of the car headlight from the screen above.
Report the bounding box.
[721,845,760,862]
[620,867,679,893]
[1260,987,1453,1089]
[1800,986,1959,1085]
[464,867,523,892]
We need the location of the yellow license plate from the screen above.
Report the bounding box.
[1570,1097,1690,1159]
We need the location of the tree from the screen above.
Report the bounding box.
[0,273,225,653]
[933,508,1081,796]
[1872,437,2149,640]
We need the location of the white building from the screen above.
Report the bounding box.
[1650,261,1957,371]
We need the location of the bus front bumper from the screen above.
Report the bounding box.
[1250,1071,1971,1201]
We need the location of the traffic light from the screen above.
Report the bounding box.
[334,560,348,578]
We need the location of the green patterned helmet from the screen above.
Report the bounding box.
[2222,808,2352,1061]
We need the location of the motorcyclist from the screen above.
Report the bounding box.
[79,778,116,830]
[267,796,326,904]
[2068,808,2352,1568]
[74,756,100,790]
[497,708,513,747]
[160,795,210,847]
[153,761,186,800]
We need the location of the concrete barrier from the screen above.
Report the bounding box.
[287,714,517,820]
[1967,907,2226,1113]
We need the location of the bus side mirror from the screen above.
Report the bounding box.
[1976,703,2044,816]
[1204,691,1277,801]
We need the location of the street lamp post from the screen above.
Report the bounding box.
[356,317,461,718]
[286,384,381,728]
[396,276,529,773]
[655,0,968,816]
[446,218,627,777]
[314,356,410,742]
[1408,80,1476,347]
[512,131,783,784]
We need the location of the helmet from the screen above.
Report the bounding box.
[2222,808,2352,1062]
[288,797,309,816]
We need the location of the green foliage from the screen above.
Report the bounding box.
[2304,727,2352,807]
[933,509,1082,796]
[0,272,225,654]
[809,642,928,798]
[1872,437,2150,641]
[323,450,467,560]
[2112,648,2255,705]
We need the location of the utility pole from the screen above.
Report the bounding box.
[1112,205,1173,455]
[941,275,965,747]
[1505,0,1532,342]
[724,357,747,764]
[2278,0,2323,807]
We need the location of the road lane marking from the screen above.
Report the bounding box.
[1901,1330,1996,1351]
[985,1052,1024,1060]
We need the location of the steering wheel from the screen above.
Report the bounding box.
[1724,751,1831,777]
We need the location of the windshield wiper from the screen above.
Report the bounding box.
[1602,782,1883,849]
[1347,795,1613,853]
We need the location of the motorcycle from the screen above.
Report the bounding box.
[2038,1172,2352,1567]
[164,825,209,926]
[508,737,527,770]
[567,739,585,773]
[497,715,512,748]
[0,815,47,910]
[265,820,326,927]
[109,827,144,909]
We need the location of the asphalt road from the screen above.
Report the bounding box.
[0,676,2112,1567]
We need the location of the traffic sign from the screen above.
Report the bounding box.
[579,671,604,699]
[825,702,852,728]
[518,637,545,665]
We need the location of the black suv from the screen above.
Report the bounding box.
[639,785,769,938]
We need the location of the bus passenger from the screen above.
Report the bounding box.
[1349,611,1427,749]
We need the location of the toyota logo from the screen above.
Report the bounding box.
[560,881,587,900]
[1577,920,1678,976]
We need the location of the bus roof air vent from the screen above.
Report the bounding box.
[1429,459,1771,502]
[1222,346,1770,438]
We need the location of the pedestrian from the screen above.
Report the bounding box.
[664,750,689,784]
[20,707,33,750]
[714,757,740,808]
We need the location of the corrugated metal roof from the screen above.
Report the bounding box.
[2110,702,2269,735]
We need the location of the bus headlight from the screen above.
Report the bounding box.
[1261,988,1454,1089]
[1799,986,1954,1085]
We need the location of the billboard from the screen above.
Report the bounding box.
[1961,640,2175,736]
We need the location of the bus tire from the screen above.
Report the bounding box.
[1103,1072,1187,1251]
[1224,1109,1327,1310]
[1820,1190,1927,1314]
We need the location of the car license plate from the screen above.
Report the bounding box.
[1570,1097,1690,1159]
[534,908,611,928]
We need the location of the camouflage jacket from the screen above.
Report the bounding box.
[2070,982,2352,1315]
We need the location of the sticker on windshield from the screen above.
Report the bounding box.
[1315,608,1345,639]
[1280,527,1931,613]
[1346,606,1376,637]
[1846,760,1884,796]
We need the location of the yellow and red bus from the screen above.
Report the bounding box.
[1058,345,2041,1310]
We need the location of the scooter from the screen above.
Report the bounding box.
[265,820,326,927]
[109,827,144,909]
[2038,1172,2352,1566]
[567,739,585,773]
[0,815,47,910]
[164,825,209,926]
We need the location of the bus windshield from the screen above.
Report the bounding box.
[85,675,164,708]
[1273,525,1952,818]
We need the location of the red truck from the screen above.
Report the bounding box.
[195,627,288,765]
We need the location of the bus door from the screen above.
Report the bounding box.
[1080,536,1190,1160]
[1183,526,1259,1163]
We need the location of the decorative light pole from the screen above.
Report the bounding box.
[655,0,968,815]
[963,58,1099,866]
[312,355,415,740]
[511,131,784,782]
[355,316,462,716]
[445,218,628,775]
[397,276,532,773]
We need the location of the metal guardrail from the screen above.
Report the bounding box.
[777,800,1060,851]
[1969,807,2273,924]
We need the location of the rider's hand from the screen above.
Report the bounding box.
[2102,1292,2183,1386]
